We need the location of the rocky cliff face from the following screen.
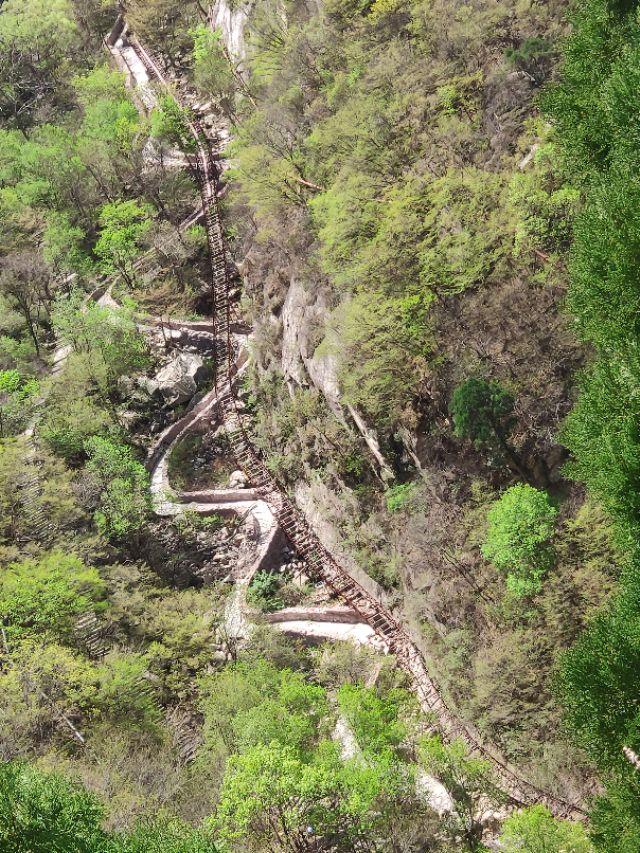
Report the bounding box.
[212,1,393,481]
[209,0,249,60]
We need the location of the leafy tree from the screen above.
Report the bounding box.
[0,251,52,355]
[0,369,38,436]
[144,588,221,698]
[84,437,151,543]
[590,776,640,853]
[150,96,197,154]
[544,8,640,831]
[0,641,99,751]
[212,740,414,852]
[43,213,92,278]
[0,439,84,549]
[200,658,329,759]
[68,0,116,51]
[418,735,502,848]
[333,291,432,429]
[192,26,235,106]
[499,804,593,852]
[117,815,218,853]
[40,359,115,462]
[0,550,106,644]
[556,581,640,771]
[0,0,80,133]
[0,761,109,852]
[94,201,152,286]
[336,683,407,757]
[52,293,149,392]
[0,761,219,852]
[94,653,161,734]
[451,377,529,478]
[126,0,197,65]
[482,484,557,597]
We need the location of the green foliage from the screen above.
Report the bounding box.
[556,580,640,771]
[118,815,218,853]
[385,482,418,513]
[191,26,235,104]
[229,0,552,433]
[418,735,501,843]
[451,377,514,448]
[199,658,329,759]
[331,291,432,428]
[127,0,197,64]
[509,131,579,272]
[590,776,640,853]
[0,439,84,551]
[0,761,218,852]
[212,740,408,850]
[202,659,422,851]
[94,653,161,734]
[0,551,106,644]
[52,293,149,390]
[94,200,152,284]
[482,484,557,597]
[336,683,408,757]
[0,0,81,133]
[151,96,196,154]
[144,588,221,698]
[499,804,593,852]
[84,437,151,542]
[0,761,109,852]
[0,368,38,436]
[40,367,115,461]
[544,3,640,826]
[246,570,284,612]
[42,213,92,277]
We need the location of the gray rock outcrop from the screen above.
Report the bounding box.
[154,353,208,405]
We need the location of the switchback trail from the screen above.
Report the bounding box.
[105,16,587,822]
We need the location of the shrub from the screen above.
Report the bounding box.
[385,482,418,513]
[482,484,557,597]
[499,804,593,852]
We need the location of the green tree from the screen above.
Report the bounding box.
[418,735,502,848]
[451,377,529,478]
[0,761,219,852]
[499,805,593,852]
[0,550,106,644]
[40,358,115,462]
[84,437,151,543]
[590,777,640,853]
[0,0,80,133]
[482,484,557,597]
[556,582,640,771]
[94,201,151,286]
[336,683,407,757]
[0,761,109,852]
[150,96,197,154]
[0,439,84,550]
[117,815,218,853]
[0,369,38,437]
[213,740,413,852]
[52,293,149,392]
[192,26,235,106]
[43,213,91,278]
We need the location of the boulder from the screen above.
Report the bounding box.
[228,469,248,488]
[154,353,208,405]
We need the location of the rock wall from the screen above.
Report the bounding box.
[209,0,250,60]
